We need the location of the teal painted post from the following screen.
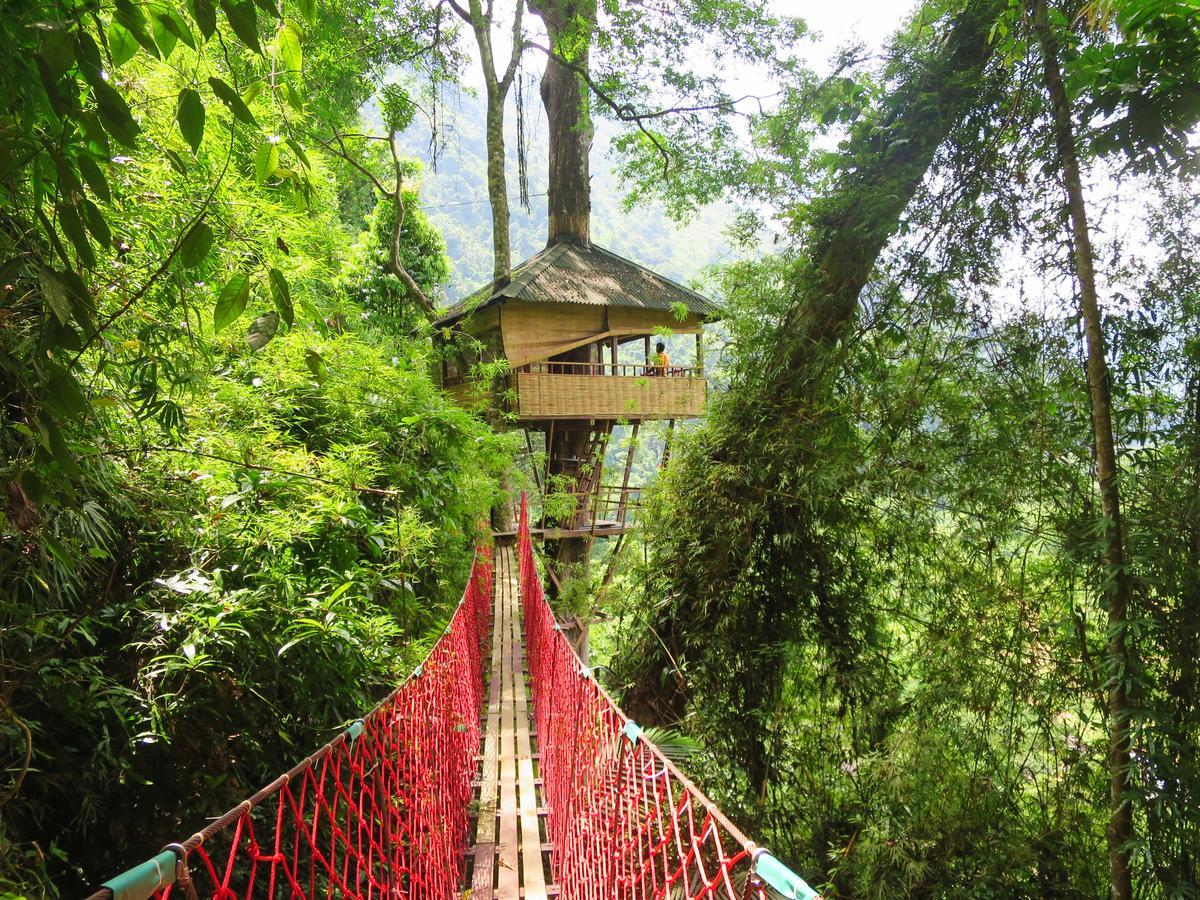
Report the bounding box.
[100,850,177,900]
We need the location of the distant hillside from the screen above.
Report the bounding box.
[389,81,741,302]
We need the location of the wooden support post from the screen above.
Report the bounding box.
[618,423,638,523]
[525,430,542,494]
[611,335,619,374]
[696,331,704,376]
[601,533,627,588]
[644,335,651,374]
[544,420,555,500]
[590,424,609,534]
[662,418,676,469]
[544,557,564,593]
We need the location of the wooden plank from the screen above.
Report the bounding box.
[471,542,551,899]
[471,545,506,897]
[617,422,639,523]
[513,565,548,900]
[497,546,521,897]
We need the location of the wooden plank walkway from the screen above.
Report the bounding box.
[468,541,551,899]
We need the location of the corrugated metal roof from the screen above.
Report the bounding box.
[434,241,721,326]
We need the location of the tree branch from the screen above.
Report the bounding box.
[70,128,235,366]
[387,130,434,314]
[103,445,403,497]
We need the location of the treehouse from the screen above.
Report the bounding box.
[434,240,717,421]
[434,240,718,546]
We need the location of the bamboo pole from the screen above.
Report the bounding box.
[618,423,639,524]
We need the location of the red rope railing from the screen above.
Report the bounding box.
[518,494,819,900]
[89,546,494,900]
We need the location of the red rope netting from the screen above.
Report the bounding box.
[91,546,493,900]
[518,495,816,900]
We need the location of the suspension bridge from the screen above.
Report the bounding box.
[89,495,819,900]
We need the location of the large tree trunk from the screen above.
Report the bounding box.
[1030,2,1135,896]
[483,89,513,285]
[543,343,602,661]
[452,0,524,285]
[621,0,1008,791]
[530,0,594,246]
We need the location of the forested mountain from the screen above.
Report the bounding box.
[390,85,740,301]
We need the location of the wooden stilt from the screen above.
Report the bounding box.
[589,424,610,535]
[617,423,638,524]
[544,420,555,500]
[661,418,676,469]
[525,430,542,494]
[601,533,627,588]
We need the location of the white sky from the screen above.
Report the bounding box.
[796,0,916,61]
[461,1,915,89]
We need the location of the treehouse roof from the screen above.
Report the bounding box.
[434,241,720,327]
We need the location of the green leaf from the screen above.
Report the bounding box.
[53,155,81,194]
[191,0,217,39]
[254,141,279,181]
[294,0,315,24]
[164,148,189,175]
[208,76,258,127]
[47,362,89,420]
[107,21,140,66]
[57,202,96,268]
[242,80,265,104]
[77,155,111,201]
[40,268,96,335]
[268,267,293,327]
[213,273,250,331]
[78,111,111,157]
[151,13,178,57]
[114,0,161,58]
[80,198,112,248]
[219,0,262,53]
[179,221,214,267]
[39,266,74,325]
[36,55,71,120]
[285,138,310,172]
[305,348,328,384]
[75,31,102,71]
[246,310,279,350]
[38,417,81,478]
[284,82,303,113]
[90,78,141,148]
[177,88,205,152]
[38,29,75,78]
[276,21,302,73]
[158,9,197,48]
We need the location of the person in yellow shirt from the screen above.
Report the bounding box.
[652,341,670,375]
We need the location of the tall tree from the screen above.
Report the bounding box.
[529,0,595,246]
[1030,1,1135,894]
[621,0,1009,791]
[322,85,439,319]
[447,0,527,285]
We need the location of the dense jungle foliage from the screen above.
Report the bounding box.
[0,0,513,891]
[4,0,1200,897]
[600,2,1200,898]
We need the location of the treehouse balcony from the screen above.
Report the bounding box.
[512,361,706,420]
[449,360,706,421]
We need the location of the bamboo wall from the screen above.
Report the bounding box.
[512,372,706,420]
